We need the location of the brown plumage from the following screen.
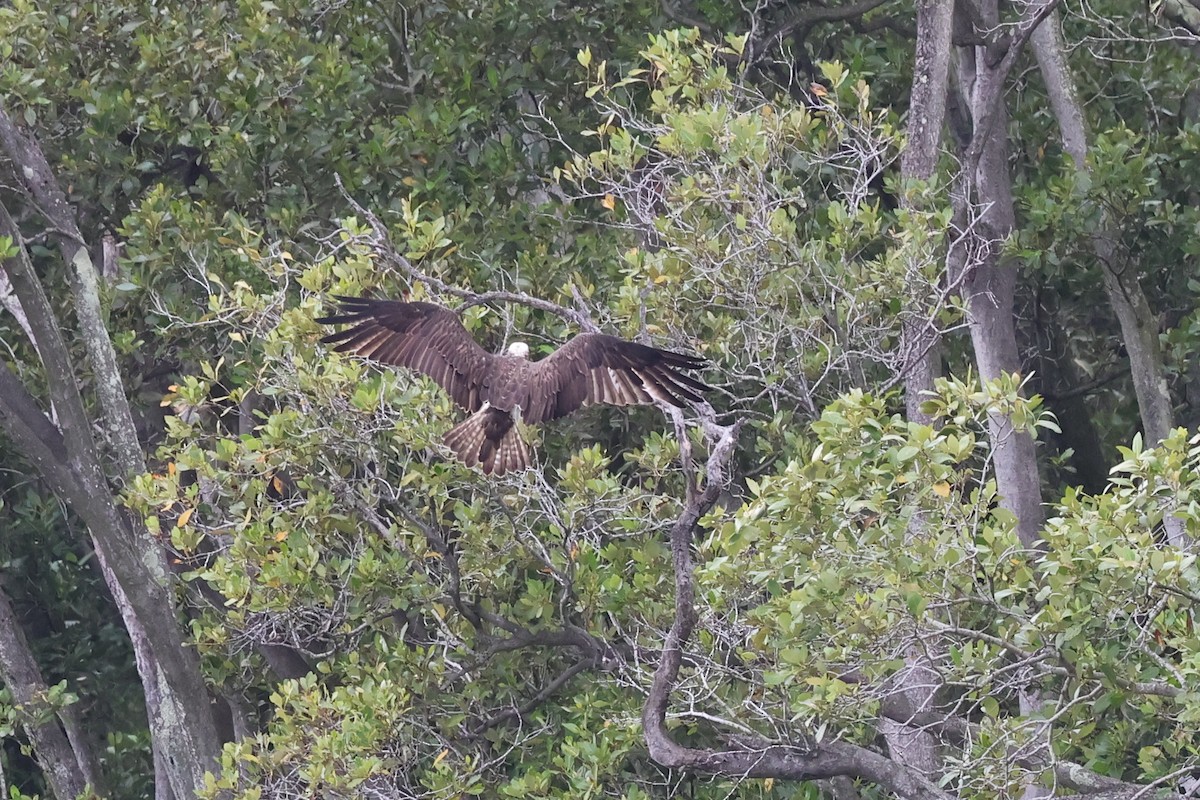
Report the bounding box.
[316,296,712,475]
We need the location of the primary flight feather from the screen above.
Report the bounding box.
[316,296,712,475]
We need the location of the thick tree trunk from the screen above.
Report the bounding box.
[901,0,954,185]
[0,585,102,799]
[900,0,954,425]
[950,4,1047,550]
[888,0,956,780]
[950,9,1058,796]
[0,191,222,796]
[1029,16,1188,546]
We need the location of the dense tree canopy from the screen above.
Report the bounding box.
[2,1,1200,798]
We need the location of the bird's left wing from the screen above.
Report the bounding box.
[316,296,493,412]
[521,333,710,424]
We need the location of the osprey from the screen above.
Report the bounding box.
[316,296,711,475]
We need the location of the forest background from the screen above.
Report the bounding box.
[2,0,1200,798]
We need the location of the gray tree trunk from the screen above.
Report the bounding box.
[1030,15,1188,546]
[951,5,1047,549]
[0,155,223,796]
[950,9,1058,796]
[0,584,103,799]
[887,0,956,780]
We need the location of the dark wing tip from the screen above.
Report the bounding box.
[654,348,708,371]
[316,295,490,414]
[645,346,711,395]
[666,368,713,394]
[646,367,710,406]
[315,296,399,352]
[315,295,374,325]
[318,328,361,346]
[314,313,364,327]
[330,294,382,306]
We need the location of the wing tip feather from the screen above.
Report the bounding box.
[316,295,489,412]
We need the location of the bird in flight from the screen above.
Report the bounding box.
[316,296,712,475]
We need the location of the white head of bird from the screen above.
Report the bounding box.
[506,341,530,358]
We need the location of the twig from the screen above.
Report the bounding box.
[334,175,599,332]
[466,657,596,736]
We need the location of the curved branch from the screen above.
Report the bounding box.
[335,175,600,333]
[467,657,596,736]
[755,0,892,56]
[641,408,953,798]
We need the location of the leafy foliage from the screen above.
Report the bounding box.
[4,0,1200,798]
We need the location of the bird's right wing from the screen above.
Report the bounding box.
[521,333,710,424]
[316,296,493,412]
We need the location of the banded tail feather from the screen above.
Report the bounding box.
[442,405,530,476]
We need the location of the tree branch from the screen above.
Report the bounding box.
[0,266,38,349]
[660,0,713,33]
[334,175,600,333]
[0,199,97,473]
[753,0,892,60]
[0,103,146,478]
[0,584,104,799]
[1040,368,1125,402]
[962,0,1064,173]
[1027,9,1187,546]
[467,657,596,736]
[637,410,947,799]
[639,407,959,798]
[0,360,70,485]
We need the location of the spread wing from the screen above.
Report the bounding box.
[521,333,710,424]
[316,296,492,412]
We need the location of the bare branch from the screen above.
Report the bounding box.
[466,657,596,736]
[334,175,600,333]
